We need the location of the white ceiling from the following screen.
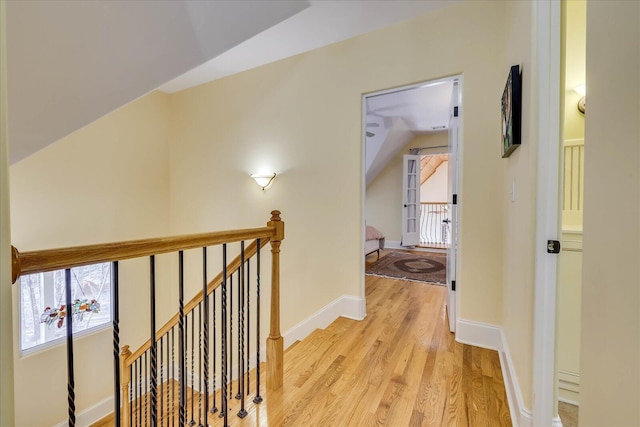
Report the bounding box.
[160,1,458,93]
[366,80,454,134]
[6,0,308,164]
[7,0,459,164]
[364,80,455,186]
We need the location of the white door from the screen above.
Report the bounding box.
[402,154,421,247]
[446,81,460,332]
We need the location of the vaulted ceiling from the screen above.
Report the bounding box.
[6,0,458,164]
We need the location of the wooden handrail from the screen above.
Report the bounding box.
[420,201,448,205]
[124,237,270,365]
[11,226,275,284]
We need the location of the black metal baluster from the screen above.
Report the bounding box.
[254,240,263,404]
[112,261,121,426]
[64,268,76,426]
[197,303,203,427]
[235,268,240,400]
[190,310,195,426]
[221,244,229,426]
[150,256,158,426]
[171,327,175,427]
[237,242,247,417]
[129,364,133,427]
[160,335,164,427]
[137,359,141,427]
[179,251,186,427]
[211,285,218,415]
[166,332,170,427]
[246,256,251,396]
[202,247,210,424]
[144,352,148,427]
[229,271,233,400]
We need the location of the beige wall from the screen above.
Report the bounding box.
[0,1,15,424]
[581,1,640,425]
[501,0,537,409]
[170,1,507,331]
[563,0,586,143]
[365,140,409,242]
[421,161,448,203]
[9,91,172,425]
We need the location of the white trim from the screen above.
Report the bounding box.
[283,295,365,348]
[455,319,503,351]
[532,0,562,425]
[552,416,564,427]
[383,240,447,254]
[384,240,404,250]
[563,138,584,147]
[558,397,579,407]
[500,329,533,427]
[53,396,113,427]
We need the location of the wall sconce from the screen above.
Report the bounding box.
[251,173,276,190]
[574,84,586,114]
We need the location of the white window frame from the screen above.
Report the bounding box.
[19,263,113,356]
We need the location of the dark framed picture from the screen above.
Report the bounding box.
[501,64,522,158]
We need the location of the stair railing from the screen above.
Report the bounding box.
[11,210,284,427]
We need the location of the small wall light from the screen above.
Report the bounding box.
[574,84,586,114]
[251,173,276,190]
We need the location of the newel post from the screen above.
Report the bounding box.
[266,210,284,391]
[120,345,131,427]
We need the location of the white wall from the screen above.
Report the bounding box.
[9,91,172,426]
[0,1,15,424]
[581,1,640,425]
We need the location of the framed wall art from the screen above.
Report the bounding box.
[501,64,522,158]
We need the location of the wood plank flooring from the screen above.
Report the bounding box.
[94,272,511,426]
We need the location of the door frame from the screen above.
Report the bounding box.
[533,0,562,425]
[360,75,463,327]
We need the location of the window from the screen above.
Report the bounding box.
[19,263,112,353]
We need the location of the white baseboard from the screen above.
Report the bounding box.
[283,294,365,347]
[385,240,403,250]
[384,240,447,253]
[455,318,535,427]
[54,396,113,427]
[455,319,503,351]
[552,415,564,427]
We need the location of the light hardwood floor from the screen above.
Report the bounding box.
[94,272,511,426]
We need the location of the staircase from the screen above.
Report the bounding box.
[11,211,285,427]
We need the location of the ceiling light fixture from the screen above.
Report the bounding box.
[251,173,276,190]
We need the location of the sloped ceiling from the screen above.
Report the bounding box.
[6,0,460,165]
[6,0,308,164]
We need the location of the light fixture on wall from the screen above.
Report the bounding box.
[574,84,586,114]
[251,173,276,190]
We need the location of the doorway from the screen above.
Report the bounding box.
[361,75,461,332]
[556,1,585,425]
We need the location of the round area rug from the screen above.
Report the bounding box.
[366,251,446,284]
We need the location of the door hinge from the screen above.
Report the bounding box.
[452,194,458,205]
[454,106,459,117]
[452,280,456,291]
[547,240,561,254]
